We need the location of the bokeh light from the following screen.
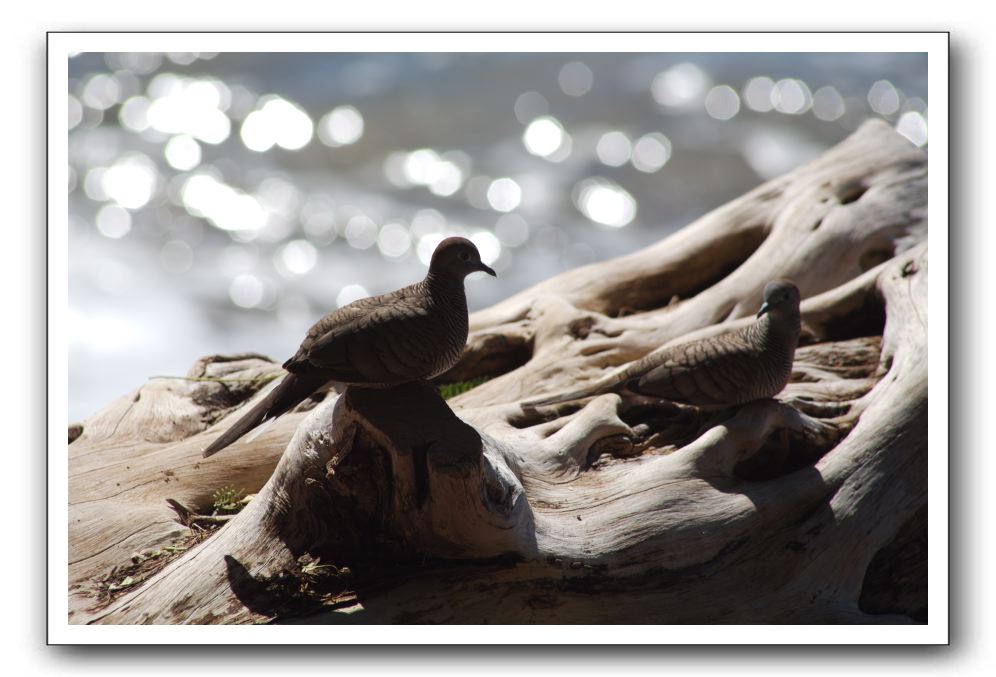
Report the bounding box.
[401,148,465,196]
[558,61,594,97]
[344,214,379,250]
[631,133,671,173]
[102,152,158,209]
[470,230,502,266]
[241,96,313,151]
[318,105,365,147]
[771,79,812,115]
[523,116,569,160]
[514,91,548,124]
[95,204,132,239]
[336,284,369,308]
[181,173,267,232]
[812,86,846,122]
[465,175,493,209]
[652,63,710,108]
[83,167,109,202]
[495,213,530,247]
[83,73,122,110]
[486,177,522,212]
[217,245,257,277]
[377,222,412,259]
[146,74,231,144]
[163,134,202,171]
[573,178,637,228]
[896,111,928,147]
[596,131,632,167]
[743,76,775,112]
[416,232,446,266]
[109,52,163,75]
[704,85,740,121]
[118,95,151,131]
[868,80,901,116]
[302,210,337,245]
[276,239,318,276]
[67,51,928,421]
[229,274,265,308]
[68,94,83,130]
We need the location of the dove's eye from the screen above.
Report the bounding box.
[459,252,470,261]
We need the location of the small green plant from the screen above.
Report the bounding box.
[145,544,188,560]
[300,559,334,577]
[211,486,246,514]
[106,575,137,592]
[438,375,490,400]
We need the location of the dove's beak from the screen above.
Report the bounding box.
[475,262,497,277]
[756,302,770,318]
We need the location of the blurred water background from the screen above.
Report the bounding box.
[67,52,928,421]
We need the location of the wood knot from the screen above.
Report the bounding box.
[836,179,868,205]
[590,434,637,459]
[568,316,595,340]
[859,248,893,272]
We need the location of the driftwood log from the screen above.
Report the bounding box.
[68,120,928,624]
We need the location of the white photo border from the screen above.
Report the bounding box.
[49,31,948,645]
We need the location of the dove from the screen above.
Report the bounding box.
[203,237,496,457]
[525,280,802,409]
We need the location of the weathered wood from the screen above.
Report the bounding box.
[68,120,928,624]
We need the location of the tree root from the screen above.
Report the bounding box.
[67,121,928,624]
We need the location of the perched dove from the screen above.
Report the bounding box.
[525,280,802,409]
[203,237,496,457]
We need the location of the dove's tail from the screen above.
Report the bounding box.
[202,372,328,457]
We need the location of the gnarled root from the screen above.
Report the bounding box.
[69,121,928,624]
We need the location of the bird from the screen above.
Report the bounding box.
[524,280,802,410]
[202,236,496,457]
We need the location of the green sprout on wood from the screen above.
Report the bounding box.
[211,486,246,515]
[438,375,491,400]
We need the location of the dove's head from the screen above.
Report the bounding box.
[757,279,801,319]
[429,237,497,279]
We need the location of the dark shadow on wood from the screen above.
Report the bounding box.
[345,381,484,472]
